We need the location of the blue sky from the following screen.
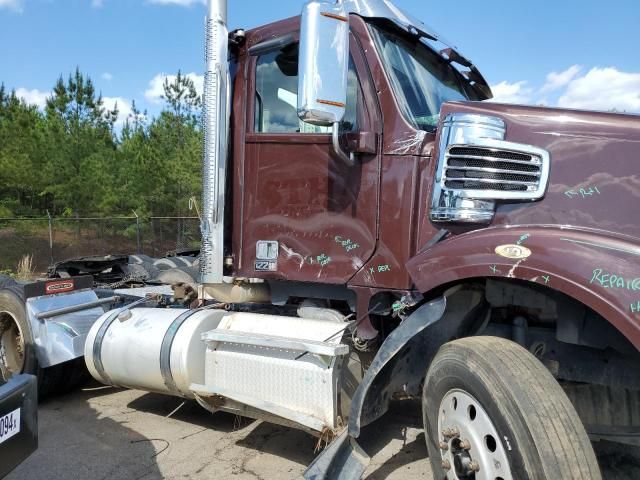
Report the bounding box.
[1,0,639,123]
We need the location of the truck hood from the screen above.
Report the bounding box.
[439,101,640,241]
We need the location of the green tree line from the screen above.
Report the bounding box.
[0,69,202,218]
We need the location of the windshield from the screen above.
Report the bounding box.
[369,23,478,131]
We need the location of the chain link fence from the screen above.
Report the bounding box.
[0,216,201,274]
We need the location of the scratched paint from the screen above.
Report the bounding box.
[560,238,640,258]
[351,257,364,270]
[516,234,530,245]
[590,268,640,291]
[280,244,306,267]
[489,265,501,274]
[389,130,427,155]
[334,236,360,253]
[507,258,527,278]
[564,186,601,199]
[363,268,375,284]
[531,275,551,285]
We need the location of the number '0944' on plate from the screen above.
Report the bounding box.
[0,408,21,444]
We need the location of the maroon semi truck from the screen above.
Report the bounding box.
[2,0,639,478]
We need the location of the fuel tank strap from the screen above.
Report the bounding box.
[159,308,203,396]
[91,308,124,386]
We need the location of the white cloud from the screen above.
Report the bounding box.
[540,65,582,94]
[102,96,145,126]
[15,88,50,109]
[0,0,23,12]
[147,0,205,6]
[102,72,114,81]
[558,67,640,113]
[91,0,103,7]
[490,65,640,113]
[144,72,203,104]
[489,80,533,104]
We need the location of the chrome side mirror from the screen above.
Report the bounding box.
[297,0,349,127]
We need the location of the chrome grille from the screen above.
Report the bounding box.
[430,113,550,224]
[443,146,543,193]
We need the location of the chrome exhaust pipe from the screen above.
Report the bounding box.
[200,0,229,285]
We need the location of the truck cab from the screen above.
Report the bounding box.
[218,13,492,350]
[229,14,484,291]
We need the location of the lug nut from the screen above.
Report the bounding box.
[438,441,449,451]
[442,427,460,439]
[468,461,480,472]
[441,459,451,471]
[459,438,471,450]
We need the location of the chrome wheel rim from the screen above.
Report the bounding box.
[437,389,513,480]
[0,312,25,381]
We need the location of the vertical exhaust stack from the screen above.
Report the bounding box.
[200,0,229,285]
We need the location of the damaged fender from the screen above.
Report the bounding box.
[304,288,484,479]
[407,226,640,350]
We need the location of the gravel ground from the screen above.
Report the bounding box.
[7,380,640,479]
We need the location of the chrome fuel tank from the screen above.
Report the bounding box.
[84,308,226,398]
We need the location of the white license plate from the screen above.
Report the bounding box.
[0,408,20,444]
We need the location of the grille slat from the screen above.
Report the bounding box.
[446,165,541,177]
[448,146,533,162]
[444,180,529,192]
[446,153,542,167]
[447,157,541,171]
[443,145,543,194]
[444,177,538,187]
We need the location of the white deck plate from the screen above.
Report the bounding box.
[202,312,346,430]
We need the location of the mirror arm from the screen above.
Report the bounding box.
[332,122,356,166]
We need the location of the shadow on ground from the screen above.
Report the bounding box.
[128,391,255,432]
[7,384,163,480]
[358,399,429,479]
[129,391,319,466]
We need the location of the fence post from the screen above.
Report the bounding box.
[47,210,54,265]
[133,210,141,254]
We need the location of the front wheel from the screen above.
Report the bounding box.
[423,336,601,480]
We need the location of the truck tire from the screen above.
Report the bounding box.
[423,336,601,480]
[128,254,154,265]
[0,287,88,398]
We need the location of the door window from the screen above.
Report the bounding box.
[254,43,360,134]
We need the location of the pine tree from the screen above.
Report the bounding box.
[0,87,47,215]
[43,68,118,215]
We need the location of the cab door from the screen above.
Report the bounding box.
[237,26,381,284]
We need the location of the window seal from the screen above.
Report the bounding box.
[248,34,296,56]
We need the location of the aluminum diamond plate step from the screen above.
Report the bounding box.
[202,329,349,357]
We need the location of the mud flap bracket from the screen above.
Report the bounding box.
[303,429,369,480]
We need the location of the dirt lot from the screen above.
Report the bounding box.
[7,380,640,480]
[7,381,431,480]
